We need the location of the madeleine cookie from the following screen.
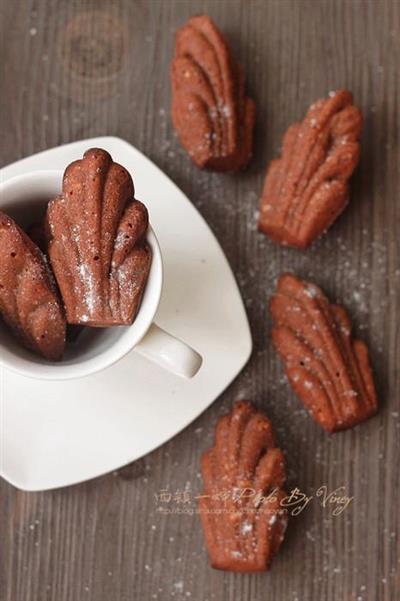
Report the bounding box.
[259,90,362,248]
[199,401,288,571]
[0,211,66,360]
[47,148,152,327]
[171,15,255,171]
[270,273,378,432]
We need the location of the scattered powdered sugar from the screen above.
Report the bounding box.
[305,285,319,298]
[219,103,232,118]
[241,521,253,534]
[173,582,184,592]
[117,265,140,298]
[114,230,126,251]
[208,103,232,121]
[71,224,80,244]
[78,263,99,315]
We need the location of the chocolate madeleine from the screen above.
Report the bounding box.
[171,15,255,171]
[199,401,288,572]
[259,90,362,248]
[270,273,378,432]
[0,211,66,360]
[47,148,152,326]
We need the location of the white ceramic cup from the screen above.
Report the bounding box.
[0,170,202,380]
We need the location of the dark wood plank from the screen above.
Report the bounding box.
[1,1,399,600]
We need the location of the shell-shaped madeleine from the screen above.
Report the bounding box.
[0,211,66,360]
[259,90,363,248]
[270,274,378,432]
[47,148,152,326]
[199,401,288,572]
[171,15,255,171]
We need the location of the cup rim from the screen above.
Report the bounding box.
[0,170,163,380]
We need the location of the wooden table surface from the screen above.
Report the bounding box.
[1,1,399,600]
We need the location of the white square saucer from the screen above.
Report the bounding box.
[0,137,252,491]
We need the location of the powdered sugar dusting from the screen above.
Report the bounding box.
[78,262,99,315]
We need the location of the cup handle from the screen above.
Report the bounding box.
[134,323,202,378]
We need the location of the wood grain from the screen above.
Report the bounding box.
[1,1,399,600]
